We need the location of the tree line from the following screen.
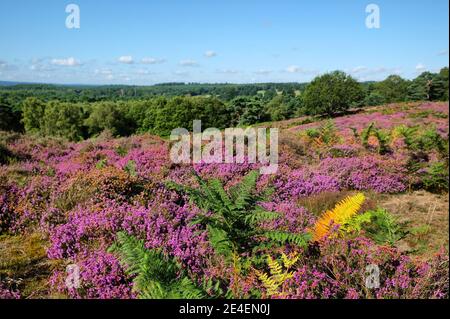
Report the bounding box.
[0,68,448,140]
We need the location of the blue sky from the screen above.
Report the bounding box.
[0,0,448,85]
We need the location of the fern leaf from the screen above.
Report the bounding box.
[264,231,311,247]
[267,256,283,278]
[244,208,280,225]
[109,232,206,299]
[281,252,299,269]
[312,193,366,241]
[207,225,234,261]
[233,170,259,209]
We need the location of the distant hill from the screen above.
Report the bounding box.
[0,81,32,86]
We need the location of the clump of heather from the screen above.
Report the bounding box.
[317,156,407,193]
[50,249,135,299]
[0,181,17,233]
[274,167,341,201]
[0,283,21,299]
[281,237,449,299]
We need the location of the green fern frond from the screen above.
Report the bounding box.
[244,208,280,225]
[206,225,235,262]
[264,231,311,247]
[231,170,259,209]
[109,232,206,299]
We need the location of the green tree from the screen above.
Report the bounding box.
[437,67,449,101]
[0,100,22,132]
[228,96,268,126]
[141,96,168,133]
[191,96,230,129]
[302,71,364,116]
[41,101,85,141]
[407,71,446,101]
[85,101,136,136]
[364,91,386,106]
[373,75,408,103]
[265,94,302,121]
[21,97,46,133]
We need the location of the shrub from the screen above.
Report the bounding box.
[21,97,46,134]
[41,101,86,141]
[357,208,409,246]
[85,101,136,137]
[0,101,22,132]
[302,71,364,116]
[421,162,449,193]
[0,143,13,165]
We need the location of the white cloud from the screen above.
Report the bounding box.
[141,57,165,64]
[204,50,217,58]
[285,65,309,73]
[438,49,449,56]
[415,63,426,72]
[349,66,403,81]
[254,69,272,75]
[30,64,55,72]
[179,59,199,67]
[0,60,15,72]
[51,57,81,66]
[351,66,368,74]
[118,56,134,64]
[216,69,239,74]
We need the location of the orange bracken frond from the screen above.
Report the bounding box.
[312,193,365,241]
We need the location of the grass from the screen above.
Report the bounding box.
[370,191,449,259]
[0,232,62,298]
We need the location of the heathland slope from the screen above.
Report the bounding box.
[0,101,448,299]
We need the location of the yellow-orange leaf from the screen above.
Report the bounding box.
[312,193,365,241]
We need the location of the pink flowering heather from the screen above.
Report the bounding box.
[0,102,448,299]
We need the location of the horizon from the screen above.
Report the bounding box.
[0,0,449,85]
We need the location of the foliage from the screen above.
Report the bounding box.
[361,122,390,154]
[109,232,206,299]
[302,71,364,116]
[1,68,447,142]
[364,91,385,106]
[0,100,22,132]
[265,94,302,121]
[360,209,409,246]
[407,71,447,101]
[0,100,448,299]
[421,162,449,193]
[228,96,269,126]
[312,193,366,241]
[255,252,299,297]
[21,97,46,134]
[85,101,136,137]
[370,75,409,103]
[124,160,137,177]
[168,170,310,262]
[0,143,14,165]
